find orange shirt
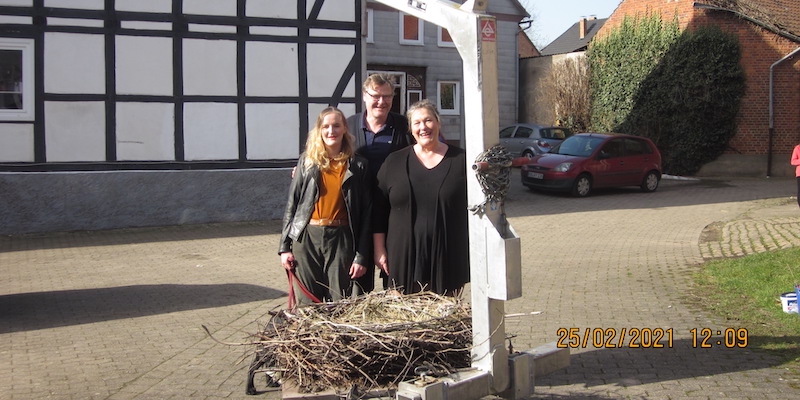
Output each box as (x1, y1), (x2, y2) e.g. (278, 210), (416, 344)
(312, 160), (349, 222)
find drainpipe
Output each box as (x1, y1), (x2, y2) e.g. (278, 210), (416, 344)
(693, 3), (800, 178)
(768, 46), (800, 177)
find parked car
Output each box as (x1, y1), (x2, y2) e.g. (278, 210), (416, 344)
(499, 123), (573, 159)
(520, 133), (662, 197)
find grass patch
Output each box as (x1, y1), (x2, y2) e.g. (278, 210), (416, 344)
(694, 247), (800, 369)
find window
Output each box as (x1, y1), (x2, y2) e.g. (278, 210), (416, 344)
(624, 138), (652, 155)
(499, 126), (515, 139)
(437, 81), (459, 115)
(600, 139), (624, 158)
(515, 127), (533, 139)
(407, 89), (422, 107)
(438, 27), (455, 48)
(399, 13), (423, 45)
(0, 38), (34, 121)
(365, 8), (374, 44)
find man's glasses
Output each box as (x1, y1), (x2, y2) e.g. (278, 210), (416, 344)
(365, 91), (394, 101)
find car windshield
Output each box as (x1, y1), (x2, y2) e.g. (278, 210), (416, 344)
(552, 136), (606, 157)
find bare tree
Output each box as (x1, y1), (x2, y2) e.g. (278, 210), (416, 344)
(517, 0), (545, 48)
(539, 56), (591, 132)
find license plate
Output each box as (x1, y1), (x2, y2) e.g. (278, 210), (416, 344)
(527, 172), (543, 179)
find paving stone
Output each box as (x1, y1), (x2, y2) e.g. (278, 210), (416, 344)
(1, 176), (799, 399)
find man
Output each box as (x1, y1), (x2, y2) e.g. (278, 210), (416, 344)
(347, 73), (412, 180)
(346, 73), (413, 294)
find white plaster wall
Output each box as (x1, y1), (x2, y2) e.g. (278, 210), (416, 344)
(47, 18), (103, 27)
(250, 26), (298, 36)
(115, 0), (171, 13)
(183, 102), (238, 160)
(0, 124), (34, 162)
(307, 43), (355, 98)
(245, 42), (298, 97)
(183, 39), (237, 96)
(45, 101), (106, 162)
(116, 36), (173, 96)
(44, 33), (105, 94)
(314, 0), (354, 22)
(116, 102), (175, 161)
(2, 0), (32, 6)
(189, 24), (237, 34)
(120, 21), (172, 31)
(183, 0), (237, 16)
(0, 15), (31, 24)
(338, 103), (356, 121)
(44, 0), (103, 10)
(310, 29), (356, 38)
(245, 103), (299, 159)
(247, 0), (296, 19)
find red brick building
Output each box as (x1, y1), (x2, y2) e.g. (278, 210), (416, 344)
(599, 0), (799, 177)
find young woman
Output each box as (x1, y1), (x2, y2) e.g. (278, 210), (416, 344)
(373, 99), (469, 295)
(278, 107), (372, 306)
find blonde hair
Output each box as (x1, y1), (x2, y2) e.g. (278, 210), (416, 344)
(303, 107), (354, 171)
(362, 73), (394, 92)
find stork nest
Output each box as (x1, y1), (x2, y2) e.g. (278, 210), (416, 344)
(247, 290), (472, 394)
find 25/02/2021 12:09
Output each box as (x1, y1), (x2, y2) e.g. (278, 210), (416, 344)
(691, 328), (749, 348)
(555, 327), (749, 348)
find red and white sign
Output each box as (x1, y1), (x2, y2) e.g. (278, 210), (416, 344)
(480, 19), (496, 42)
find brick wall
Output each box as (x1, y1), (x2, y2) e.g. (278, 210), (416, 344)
(598, 0), (800, 157)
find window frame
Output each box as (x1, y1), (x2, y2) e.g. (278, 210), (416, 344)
(365, 8), (374, 44)
(407, 89), (422, 108)
(0, 38), (34, 121)
(437, 80), (460, 116)
(438, 27), (455, 48)
(399, 13), (424, 46)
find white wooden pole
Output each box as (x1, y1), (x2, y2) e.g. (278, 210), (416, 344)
(373, 1), (520, 395)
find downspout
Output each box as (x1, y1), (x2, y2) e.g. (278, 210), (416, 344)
(768, 46), (800, 177)
(693, 2), (800, 177)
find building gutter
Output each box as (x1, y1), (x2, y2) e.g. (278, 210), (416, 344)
(768, 47), (800, 177)
(693, 2), (800, 177)
(692, 3), (800, 43)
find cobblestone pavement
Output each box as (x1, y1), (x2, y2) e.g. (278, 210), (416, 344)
(1, 173), (799, 400)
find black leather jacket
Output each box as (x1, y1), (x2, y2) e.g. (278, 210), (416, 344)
(278, 154), (372, 266)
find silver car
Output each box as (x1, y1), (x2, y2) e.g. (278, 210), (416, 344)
(499, 123), (573, 159)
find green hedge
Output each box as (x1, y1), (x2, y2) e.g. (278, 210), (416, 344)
(588, 14), (745, 175)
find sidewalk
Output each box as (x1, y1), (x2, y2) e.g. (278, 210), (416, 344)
(1, 175), (799, 399)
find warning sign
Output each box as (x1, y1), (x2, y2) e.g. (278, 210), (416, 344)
(480, 19), (496, 42)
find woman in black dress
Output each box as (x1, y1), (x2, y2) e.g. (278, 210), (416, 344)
(372, 99), (469, 295)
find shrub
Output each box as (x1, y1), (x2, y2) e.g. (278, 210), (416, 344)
(588, 14), (745, 175)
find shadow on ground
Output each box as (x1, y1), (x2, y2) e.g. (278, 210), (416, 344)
(505, 170), (795, 217)
(533, 337), (800, 396)
(0, 220), (282, 252)
(0, 283), (283, 333)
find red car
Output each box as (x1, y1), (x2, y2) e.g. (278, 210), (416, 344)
(520, 133), (662, 197)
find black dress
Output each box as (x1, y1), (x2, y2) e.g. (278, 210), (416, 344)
(374, 145), (469, 294)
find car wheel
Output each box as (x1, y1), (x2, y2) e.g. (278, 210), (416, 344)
(572, 174), (592, 197)
(522, 150), (535, 160)
(640, 171), (660, 192)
